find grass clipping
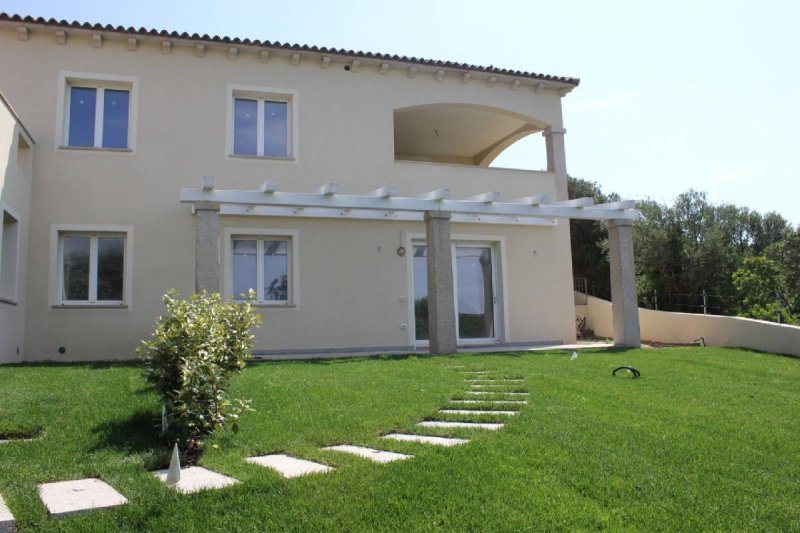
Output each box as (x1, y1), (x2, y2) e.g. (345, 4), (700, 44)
(138, 290), (261, 458)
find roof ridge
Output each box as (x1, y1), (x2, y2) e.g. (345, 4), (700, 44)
(0, 12), (579, 86)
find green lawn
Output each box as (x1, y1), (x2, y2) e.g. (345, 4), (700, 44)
(0, 347), (798, 531)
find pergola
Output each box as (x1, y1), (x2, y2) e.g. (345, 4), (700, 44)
(181, 177), (642, 353)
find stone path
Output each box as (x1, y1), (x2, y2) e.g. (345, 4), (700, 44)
(0, 494), (14, 533)
(247, 454), (333, 478)
(322, 444), (412, 463)
(38, 479), (128, 517)
(19, 365), (530, 524)
(382, 433), (469, 446)
(153, 466), (239, 494)
(418, 421), (505, 430)
(438, 409), (518, 416)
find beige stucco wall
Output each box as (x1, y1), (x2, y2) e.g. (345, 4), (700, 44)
(0, 23), (576, 361)
(578, 296), (800, 357)
(0, 97), (33, 362)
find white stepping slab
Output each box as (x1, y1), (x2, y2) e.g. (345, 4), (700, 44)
(465, 391), (529, 396)
(247, 454), (333, 478)
(38, 478), (128, 516)
(153, 466), (238, 494)
(322, 444), (412, 463)
(459, 371), (490, 374)
(0, 494), (14, 533)
(470, 384), (525, 389)
(418, 421), (504, 430)
(439, 409), (518, 416)
(382, 433), (469, 447)
(464, 379), (524, 382)
(450, 399), (527, 405)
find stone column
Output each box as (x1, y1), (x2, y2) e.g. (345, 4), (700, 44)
(543, 126), (568, 201)
(424, 210), (457, 355)
(195, 201), (220, 293)
(607, 219), (641, 347)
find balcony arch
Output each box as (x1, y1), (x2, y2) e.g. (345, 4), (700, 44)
(393, 103), (550, 167)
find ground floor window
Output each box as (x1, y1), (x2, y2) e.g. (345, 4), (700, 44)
(59, 233), (125, 304)
(0, 209), (19, 303)
(412, 241), (499, 342)
(232, 237), (291, 304)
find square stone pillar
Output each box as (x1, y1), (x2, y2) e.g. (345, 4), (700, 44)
(543, 126), (568, 201)
(424, 210), (457, 355)
(607, 219), (641, 347)
(195, 202), (220, 293)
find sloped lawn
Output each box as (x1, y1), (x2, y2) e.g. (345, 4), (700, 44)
(0, 347), (798, 531)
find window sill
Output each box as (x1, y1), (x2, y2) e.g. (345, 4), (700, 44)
(253, 303), (297, 309)
(0, 297), (18, 306)
(52, 303), (129, 309)
(58, 146), (133, 153)
(228, 154), (295, 162)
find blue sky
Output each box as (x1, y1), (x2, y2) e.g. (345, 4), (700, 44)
(3, 0), (799, 223)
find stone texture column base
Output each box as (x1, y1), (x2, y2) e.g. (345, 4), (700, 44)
(425, 210), (457, 355)
(195, 202), (220, 293)
(607, 218), (641, 347)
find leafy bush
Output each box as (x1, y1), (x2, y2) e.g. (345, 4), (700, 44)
(138, 290), (261, 450)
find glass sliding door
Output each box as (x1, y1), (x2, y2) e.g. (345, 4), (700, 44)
(411, 242), (498, 344)
(454, 246), (496, 340)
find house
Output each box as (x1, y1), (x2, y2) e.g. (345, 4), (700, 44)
(0, 13), (641, 363)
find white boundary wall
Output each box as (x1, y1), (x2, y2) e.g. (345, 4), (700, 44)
(576, 296), (800, 358)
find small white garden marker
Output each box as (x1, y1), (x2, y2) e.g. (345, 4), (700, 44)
(571, 351), (578, 361)
(166, 443), (181, 485)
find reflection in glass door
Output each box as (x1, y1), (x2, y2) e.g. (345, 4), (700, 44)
(412, 243), (497, 343)
(455, 246), (495, 340)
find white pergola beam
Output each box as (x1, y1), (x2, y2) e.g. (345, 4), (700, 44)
(220, 205), (557, 227)
(317, 182), (339, 195)
(596, 200), (636, 210)
(463, 191), (501, 203)
(181, 188), (641, 221)
(366, 185), (397, 198)
(417, 188), (450, 201)
(512, 194), (549, 205)
(260, 179), (279, 193)
(555, 197), (595, 207)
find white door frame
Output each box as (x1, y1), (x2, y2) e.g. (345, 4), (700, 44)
(405, 232), (509, 347)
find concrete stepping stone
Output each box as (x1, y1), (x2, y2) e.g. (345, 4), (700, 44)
(464, 379), (525, 383)
(438, 409), (518, 416)
(38, 478), (128, 517)
(382, 433), (469, 447)
(464, 390), (530, 396)
(321, 444), (412, 463)
(152, 466), (238, 494)
(247, 454), (333, 478)
(418, 421), (504, 430)
(459, 371), (490, 374)
(0, 494), (14, 533)
(450, 399), (527, 405)
(469, 384), (524, 389)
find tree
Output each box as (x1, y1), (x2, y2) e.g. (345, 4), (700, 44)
(732, 256), (795, 323)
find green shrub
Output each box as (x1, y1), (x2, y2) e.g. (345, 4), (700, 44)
(138, 290), (261, 450)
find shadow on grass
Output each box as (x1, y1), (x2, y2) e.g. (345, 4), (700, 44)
(89, 409), (162, 454)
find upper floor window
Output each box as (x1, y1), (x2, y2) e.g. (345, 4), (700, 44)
(227, 85), (297, 160)
(57, 72), (139, 152)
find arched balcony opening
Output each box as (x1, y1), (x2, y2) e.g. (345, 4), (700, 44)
(393, 103), (549, 170)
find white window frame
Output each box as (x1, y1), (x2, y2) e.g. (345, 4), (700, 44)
(49, 224), (133, 308)
(56, 71), (139, 152)
(405, 232), (510, 347)
(223, 227), (299, 307)
(226, 84), (298, 161)
(0, 204), (21, 305)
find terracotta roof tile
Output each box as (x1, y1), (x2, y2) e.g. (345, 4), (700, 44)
(0, 13), (579, 86)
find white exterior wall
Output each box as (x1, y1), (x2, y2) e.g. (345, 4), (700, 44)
(0, 97), (33, 362)
(0, 23), (576, 361)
